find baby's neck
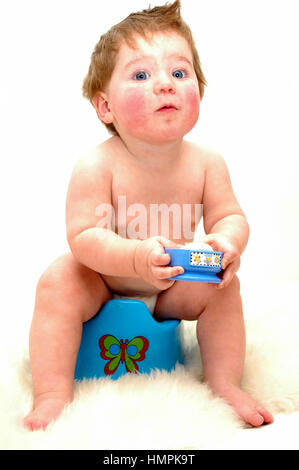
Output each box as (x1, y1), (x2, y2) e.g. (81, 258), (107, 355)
(121, 136), (184, 170)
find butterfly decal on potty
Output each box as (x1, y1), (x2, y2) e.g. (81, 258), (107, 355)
(99, 334), (149, 375)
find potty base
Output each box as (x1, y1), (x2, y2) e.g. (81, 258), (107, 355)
(74, 299), (183, 381)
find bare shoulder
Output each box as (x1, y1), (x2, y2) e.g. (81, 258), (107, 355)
(190, 142), (232, 178)
(184, 140), (221, 161)
(67, 136), (124, 196)
(66, 138), (120, 241)
(71, 137), (118, 179)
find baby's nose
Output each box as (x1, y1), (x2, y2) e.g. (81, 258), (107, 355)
(153, 72), (176, 95)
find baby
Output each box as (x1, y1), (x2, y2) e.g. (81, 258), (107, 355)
(24, 0), (273, 430)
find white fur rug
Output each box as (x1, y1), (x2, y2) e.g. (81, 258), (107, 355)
(1, 279), (299, 450)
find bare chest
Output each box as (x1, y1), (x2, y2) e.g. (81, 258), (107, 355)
(111, 162), (204, 243)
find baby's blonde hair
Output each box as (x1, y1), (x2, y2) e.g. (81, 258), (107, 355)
(82, 0), (207, 135)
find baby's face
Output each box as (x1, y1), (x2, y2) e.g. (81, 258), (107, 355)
(104, 31), (200, 144)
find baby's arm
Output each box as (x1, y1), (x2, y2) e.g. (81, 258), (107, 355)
(200, 152), (249, 287)
(66, 149), (182, 290)
(65, 150), (135, 276)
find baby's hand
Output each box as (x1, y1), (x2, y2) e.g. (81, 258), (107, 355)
(134, 236), (184, 290)
(198, 233), (241, 289)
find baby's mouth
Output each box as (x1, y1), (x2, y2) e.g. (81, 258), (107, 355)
(156, 105), (178, 112)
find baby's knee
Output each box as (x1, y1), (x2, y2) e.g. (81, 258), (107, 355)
(172, 282), (216, 321)
(38, 253), (71, 286)
(36, 253), (81, 301)
(181, 274), (241, 320)
(35, 254), (110, 321)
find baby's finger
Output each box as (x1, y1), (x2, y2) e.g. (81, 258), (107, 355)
(221, 249), (239, 270)
(150, 250), (171, 266)
(217, 259), (239, 289)
(152, 265), (184, 280)
(199, 235), (224, 253)
(156, 236), (183, 249)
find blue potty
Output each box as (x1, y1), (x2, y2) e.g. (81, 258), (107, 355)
(74, 299), (183, 381)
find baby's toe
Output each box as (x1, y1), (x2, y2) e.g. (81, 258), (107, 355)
(246, 410), (265, 427)
(24, 416), (48, 431)
(256, 406), (274, 424)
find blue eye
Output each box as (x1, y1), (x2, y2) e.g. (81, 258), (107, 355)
(134, 71), (150, 81)
(172, 70), (186, 79)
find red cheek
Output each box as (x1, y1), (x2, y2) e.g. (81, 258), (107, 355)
(118, 89), (147, 129)
(186, 87), (200, 112)
(184, 87), (200, 127)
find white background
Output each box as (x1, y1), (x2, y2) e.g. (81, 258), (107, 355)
(0, 0), (298, 346)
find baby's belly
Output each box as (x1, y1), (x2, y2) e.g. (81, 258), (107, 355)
(102, 274), (162, 296)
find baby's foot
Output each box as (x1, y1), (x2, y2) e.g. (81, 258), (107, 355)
(24, 393), (71, 431)
(212, 383), (274, 427)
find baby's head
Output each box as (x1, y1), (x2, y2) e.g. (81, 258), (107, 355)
(83, 0), (207, 137)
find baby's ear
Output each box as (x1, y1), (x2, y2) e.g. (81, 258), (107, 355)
(92, 92), (113, 124)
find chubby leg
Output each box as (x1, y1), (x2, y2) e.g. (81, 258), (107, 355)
(24, 253), (112, 431)
(154, 278), (273, 427)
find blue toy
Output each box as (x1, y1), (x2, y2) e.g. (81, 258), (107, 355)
(165, 248), (223, 283)
(74, 298), (183, 381)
